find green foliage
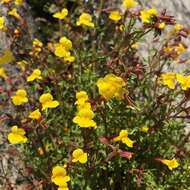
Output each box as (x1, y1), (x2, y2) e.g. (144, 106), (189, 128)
(1, 0), (190, 189)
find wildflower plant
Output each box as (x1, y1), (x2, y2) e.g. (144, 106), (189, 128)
(1, 0), (190, 189)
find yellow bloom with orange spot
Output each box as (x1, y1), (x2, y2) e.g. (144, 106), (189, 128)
(161, 158), (179, 170)
(27, 69), (42, 82)
(76, 12), (94, 28)
(39, 93), (59, 110)
(51, 166), (70, 186)
(8, 125), (28, 144)
(29, 109), (41, 120)
(109, 11), (122, 22)
(53, 8), (68, 20)
(113, 130), (134, 147)
(11, 89), (28, 106)
(72, 148), (88, 164)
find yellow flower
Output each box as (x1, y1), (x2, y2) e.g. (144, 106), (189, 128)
(161, 73), (176, 89)
(97, 74), (126, 100)
(0, 16), (5, 30)
(122, 0), (138, 9)
(51, 166), (70, 186)
(16, 60), (28, 71)
(113, 130), (134, 147)
(8, 8), (21, 19)
(73, 110), (97, 128)
(76, 12), (94, 28)
(72, 148), (88, 164)
(58, 184), (69, 190)
(0, 67), (8, 79)
(140, 9), (158, 23)
(39, 93), (59, 110)
(161, 158), (179, 170)
(75, 91), (89, 105)
(33, 38), (43, 47)
(54, 37), (75, 62)
(0, 0), (11, 4)
(119, 24), (125, 32)
(158, 22), (166, 30)
(131, 42), (140, 49)
(29, 109), (41, 120)
(163, 46), (173, 54)
(53, 8), (68, 20)
(27, 69), (42, 82)
(0, 49), (14, 64)
(109, 11), (122, 22)
(8, 125), (28, 144)
(11, 89), (28, 106)
(175, 43), (186, 55)
(15, 0), (23, 6)
(37, 143), (51, 155)
(141, 126), (149, 133)
(176, 74), (190, 91)
(174, 24), (183, 31)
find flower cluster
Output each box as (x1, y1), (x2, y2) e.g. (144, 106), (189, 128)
(96, 74), (127, 100)
(140, 8), (158, 23)
(161, 73), (190, 90)
(29, 38), (43, 57)
(73, 91), (96, 128)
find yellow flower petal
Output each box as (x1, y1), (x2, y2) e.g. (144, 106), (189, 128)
(53, 8), (68, 20)
(72, 148), (88, 164)
(76, 13), (94, 28)
(29, 109), (41, 120)
(109, 11), (122, 22)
